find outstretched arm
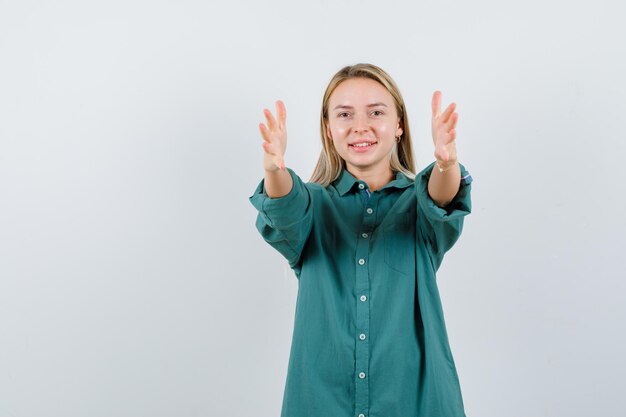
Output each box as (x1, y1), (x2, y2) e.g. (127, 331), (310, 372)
(428, 90), (461, 207)
(251, 99), (313, 272)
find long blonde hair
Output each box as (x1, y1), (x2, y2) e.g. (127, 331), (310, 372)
(309, 63), (416, 186)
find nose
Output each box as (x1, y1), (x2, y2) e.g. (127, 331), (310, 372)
(352, 113), (370, 134)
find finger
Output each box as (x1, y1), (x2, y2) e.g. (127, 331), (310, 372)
(449, 112), (458, 131)
(276, 100), (287, 129)
(263, 141), (279, 155)
(264, 108), (277, 132)
(440, 102), (456, 123)
(275, 155), (285, 171)
(262, 141), (273, 155)
(259, 123), (271, 142)
(431, 91), (441, 119)
(440, 143), (449, 161)
(443, 112), (458, 132)
(434, 145), (448, 162)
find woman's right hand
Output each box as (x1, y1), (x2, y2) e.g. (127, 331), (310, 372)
(259, 100), (287, 172)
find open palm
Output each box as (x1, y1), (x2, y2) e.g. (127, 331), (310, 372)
(259, 100), (288, 172)
(431, 90), (458, 163)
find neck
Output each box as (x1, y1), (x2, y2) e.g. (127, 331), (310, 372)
(346, 163), (395, 192)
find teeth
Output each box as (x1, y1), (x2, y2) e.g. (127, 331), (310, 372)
(352, 142), (373, 147)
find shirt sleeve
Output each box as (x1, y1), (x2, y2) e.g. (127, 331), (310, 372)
(415, 161), (473, 272)
(248, 167), (314, 270)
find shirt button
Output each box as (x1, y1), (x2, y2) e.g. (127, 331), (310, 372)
(359, 333), (366, 340)
(358, 183), (365, 189)
(366, 208), (373, 214)
(359, 372), (366, 379)
(360, 295), (367, 302)
(361, 232), (368, 238)
(358, 258), (365, 265)
(359, 414), (365, 417)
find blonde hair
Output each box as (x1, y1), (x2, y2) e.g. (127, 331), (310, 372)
(309, 63), (416, 187)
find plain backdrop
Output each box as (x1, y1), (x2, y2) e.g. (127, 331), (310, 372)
(1, 1), (625, 416)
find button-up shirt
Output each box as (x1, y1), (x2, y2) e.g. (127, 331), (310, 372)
(249, 161), (473, 417)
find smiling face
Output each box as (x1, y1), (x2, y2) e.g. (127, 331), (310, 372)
(325, 77), (403, 177)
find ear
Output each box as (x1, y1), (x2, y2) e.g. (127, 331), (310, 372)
(326, 123), (333, 141)
(396, 119), (403, 138)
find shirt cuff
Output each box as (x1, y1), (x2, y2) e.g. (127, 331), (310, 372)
(416, 161), (473, 222)
(248, 167), (311, 229)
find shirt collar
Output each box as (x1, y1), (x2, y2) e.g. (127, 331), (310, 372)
(333, 168), (413, 196)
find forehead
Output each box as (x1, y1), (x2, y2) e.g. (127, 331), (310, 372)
(329, 77), (394, 106)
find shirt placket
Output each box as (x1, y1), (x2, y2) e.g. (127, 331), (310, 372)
(354, 181), (375, 417)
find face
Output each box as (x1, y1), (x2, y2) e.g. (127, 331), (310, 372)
(326, 77), (402, 175)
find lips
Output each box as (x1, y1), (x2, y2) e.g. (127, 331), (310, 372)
(349, 140), (377, 153)
(349, 140), (377, 147)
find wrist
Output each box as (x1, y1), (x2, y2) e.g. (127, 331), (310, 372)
(435, 158), (458, 172)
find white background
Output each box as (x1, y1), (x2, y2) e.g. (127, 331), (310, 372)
(1, 1), (625, 416)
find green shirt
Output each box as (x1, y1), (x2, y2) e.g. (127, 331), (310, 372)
(249, 161), (473, 417)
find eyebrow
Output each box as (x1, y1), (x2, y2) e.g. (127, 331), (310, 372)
(332, 102), (388, 110)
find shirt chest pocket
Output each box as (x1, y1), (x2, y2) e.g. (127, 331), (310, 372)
(383, 212), (416, 275)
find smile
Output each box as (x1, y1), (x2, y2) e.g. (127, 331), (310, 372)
(349, 141), (377, 152)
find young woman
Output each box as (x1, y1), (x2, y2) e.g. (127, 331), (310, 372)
(249, 63), (473, 417)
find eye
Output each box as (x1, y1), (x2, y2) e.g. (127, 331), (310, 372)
(371, 110), (384, 116)
(338, 112), (350, 118)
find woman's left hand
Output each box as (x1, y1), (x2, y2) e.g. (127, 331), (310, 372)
(431, 90), (458, 166)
